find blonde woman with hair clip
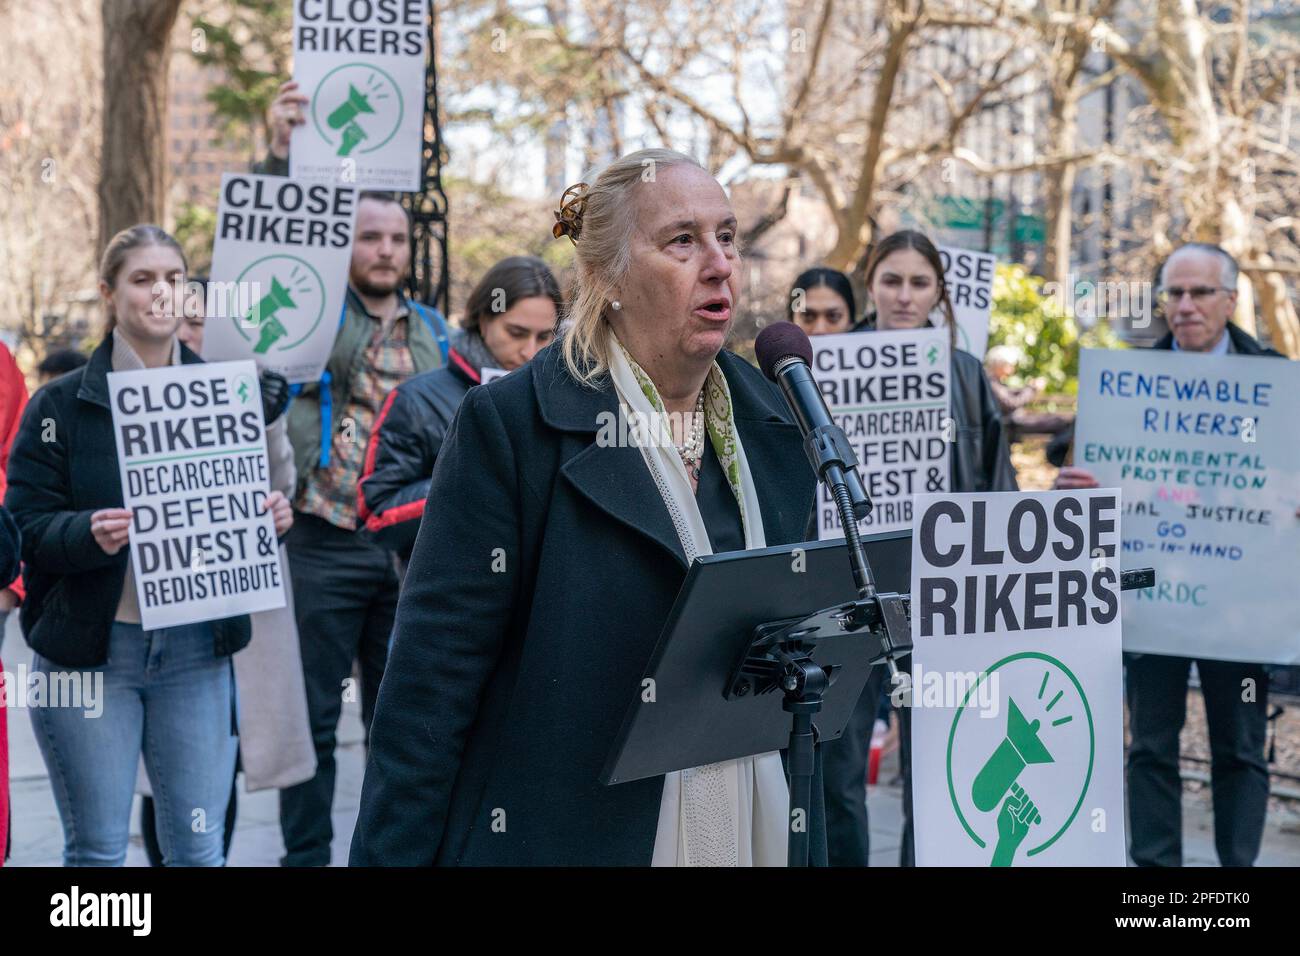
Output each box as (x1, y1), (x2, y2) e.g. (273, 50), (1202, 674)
(351, 149), (827, 866)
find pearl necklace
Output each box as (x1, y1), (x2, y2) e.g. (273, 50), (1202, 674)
(676, 388), (707, 480)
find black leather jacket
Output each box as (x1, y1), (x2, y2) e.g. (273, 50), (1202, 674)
(358, 346), (482, 559)
(950, 348), (1020, 492)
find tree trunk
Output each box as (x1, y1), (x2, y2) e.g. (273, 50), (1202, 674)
(1118, 0), (1263, 337)
(1042, 96), (1078, 288)
(824, 0), (918, 270)
(98, 0), (184, 252)
(1249, 261), (1300, 358)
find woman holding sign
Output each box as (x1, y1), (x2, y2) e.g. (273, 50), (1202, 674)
(352, 149), (824, 866)
(858, 230), (1016, 494)
(4, 225), (293, 867)
(849, 228), (1017, 865)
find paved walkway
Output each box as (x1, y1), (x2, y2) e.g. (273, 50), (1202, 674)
(6, 615), (1299, 866)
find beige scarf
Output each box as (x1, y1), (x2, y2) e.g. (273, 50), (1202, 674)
(606, 335), (788, 867)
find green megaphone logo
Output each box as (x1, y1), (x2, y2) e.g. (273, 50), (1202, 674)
(246, 276), (297, 354)
(971, 696), (1054, 812)
(326, 84), (375, 157)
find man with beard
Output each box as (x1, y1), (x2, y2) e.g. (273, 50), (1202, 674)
(257, 83), (451, 865)
(283, 192), (449, 866)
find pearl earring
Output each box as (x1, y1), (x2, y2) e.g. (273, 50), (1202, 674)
(610, 300), (622, 311)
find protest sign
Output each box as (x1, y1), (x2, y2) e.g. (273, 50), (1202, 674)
(290, 0), (429, 190)
(909, 489), (1126, 866)
(813, 328), (950, 537)
(939, 245), (995, 358)
(204, 173), (356, 384)
(1075, 348), (1300, 664)
(108, 361), (287, 631)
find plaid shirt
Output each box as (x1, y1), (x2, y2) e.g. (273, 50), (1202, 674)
(296, 300), (416, 529)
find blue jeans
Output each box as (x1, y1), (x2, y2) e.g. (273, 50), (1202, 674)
(31, 621), (239, 866)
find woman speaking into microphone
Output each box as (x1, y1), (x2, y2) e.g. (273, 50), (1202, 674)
(350, 149), (822, 866)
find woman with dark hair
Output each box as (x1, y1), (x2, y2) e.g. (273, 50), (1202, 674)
(357, 255), (562, 559)
(854, 228), (1017, 866)
(4, 224), (293, 866)
(787, 266), (855, 336)
(858, 230), (1014, 492)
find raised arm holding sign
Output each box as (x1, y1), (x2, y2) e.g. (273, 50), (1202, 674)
(289, 0), (430, 190)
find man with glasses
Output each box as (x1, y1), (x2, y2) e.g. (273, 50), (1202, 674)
(1056, 242), (1289, 866)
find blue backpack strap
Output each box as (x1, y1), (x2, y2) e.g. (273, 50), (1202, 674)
(294, 302), (350, 470)
(317, 371), (332, 467)
(314, 302), (350, 468)
(410, 301), (450, 364)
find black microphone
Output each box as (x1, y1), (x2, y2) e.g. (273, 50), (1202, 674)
(755, 322), (871, 521)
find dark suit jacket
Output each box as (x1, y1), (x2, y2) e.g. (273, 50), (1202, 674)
(350, 344), (821, 865)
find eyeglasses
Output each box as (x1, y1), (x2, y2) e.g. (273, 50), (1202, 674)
(1156, 286), (1229, 306)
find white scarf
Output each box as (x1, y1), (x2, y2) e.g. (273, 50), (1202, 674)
(606, 337), (789, 867)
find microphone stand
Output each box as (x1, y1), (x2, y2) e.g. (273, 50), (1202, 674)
(726, 414), (914, 868)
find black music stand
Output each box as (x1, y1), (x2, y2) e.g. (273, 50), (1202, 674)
(600, 531), (912, 866)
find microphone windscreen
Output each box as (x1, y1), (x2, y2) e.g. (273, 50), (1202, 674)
(755, 321), (814, 382)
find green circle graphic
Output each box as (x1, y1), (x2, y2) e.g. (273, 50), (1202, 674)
(310, 62), (404, 155)
(231, 254), (327, 351)
(944, 651), (1095, 858)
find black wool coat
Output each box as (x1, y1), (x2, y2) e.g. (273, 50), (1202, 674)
(3, 333), (251, 667)
(350, 344), (821, 866)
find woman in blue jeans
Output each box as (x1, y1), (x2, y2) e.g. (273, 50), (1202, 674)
(4, 224), (292, 865)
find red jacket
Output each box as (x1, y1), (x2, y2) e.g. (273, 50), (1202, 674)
(0, 342), (21, 866)
(1, 342), (28, 598)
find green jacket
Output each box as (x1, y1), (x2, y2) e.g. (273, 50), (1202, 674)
(287, 288), (448, 497)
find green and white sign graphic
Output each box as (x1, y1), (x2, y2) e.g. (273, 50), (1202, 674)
(205, 173), (356, 384)
(939, 245), (995, 359)
(910, 490), (1126, 866)
(108, 361), (286, 631)
(291, 1), (429, 190)
(813, 327), (950, 537)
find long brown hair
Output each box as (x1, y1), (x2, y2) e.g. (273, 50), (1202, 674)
(99, 224), (187, 332)
(463, 256), (563, 333)
(863, 229), (956, 349)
